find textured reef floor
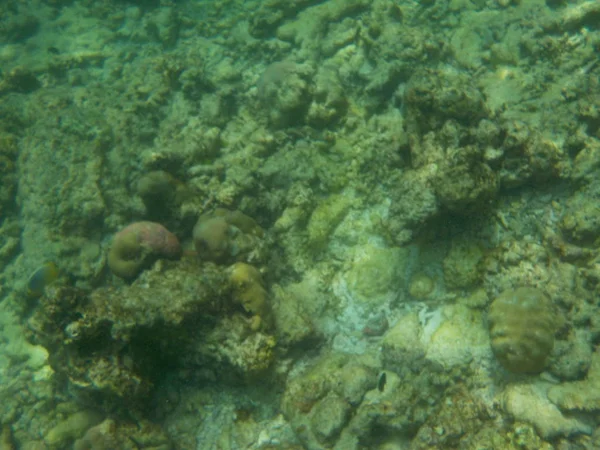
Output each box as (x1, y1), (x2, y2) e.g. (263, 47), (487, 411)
(1, 0), (600, 448)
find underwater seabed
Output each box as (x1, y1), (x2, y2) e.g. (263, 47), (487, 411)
(1, 0), (600, 448)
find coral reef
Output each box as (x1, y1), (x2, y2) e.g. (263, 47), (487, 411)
(2, 0), (600, 447)
(26, 258), (266, 413)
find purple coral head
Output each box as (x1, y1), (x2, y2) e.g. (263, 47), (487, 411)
(117, 221), (181, 258)
(109, 221), (182, 279)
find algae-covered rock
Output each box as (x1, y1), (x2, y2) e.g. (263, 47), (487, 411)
(403, 68), (488, 140)
(309, 392), (351, 444)
(560, 193), (600, 244)
(549, 328), (592, 381)
(488, 287), (556, 373)
(249, 0), (322, 38)
(307, 193), (354, 250)
(281, 353), (378, 449)
(337, 366), (449, 449)
(256, 61), (313, 128)
(387, 170), (439, 245)
(425, 304), (490, 369)
(270, 283), (317, 349)
(548, 348), (600, 412)
(0, 425), (15, 450)
(501, 383), (591, 439)
(344, 245), (408, 307)
(496, 122), (568, 188)
(406, 123), (499, 213)
(408, 272), (436, 300)
(381, 311), (426, 376)
(443, 239), (484, 290)
(307, 65), (348, 127)
(73, 418), (172, 450)
(28, 252), (279, 417)
(411, 387), (490, 449)
(431, 145), (499, 212)
(383, 305), (490, 372)
(202, 314), (277, 378)
(28, 258), (229, 413)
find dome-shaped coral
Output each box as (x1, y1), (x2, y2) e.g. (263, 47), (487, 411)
(193, 208), (264, 264)
(488, 287), (556, 373)
(108, 221), (181, 279)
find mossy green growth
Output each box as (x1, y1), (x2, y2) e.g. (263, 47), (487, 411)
(307, 193), (354, 250)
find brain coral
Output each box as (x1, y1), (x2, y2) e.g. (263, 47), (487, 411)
(488, 287), (556, 373)
(108, 221), (181, 279)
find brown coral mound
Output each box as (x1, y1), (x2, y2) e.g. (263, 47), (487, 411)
(488, 287), (556, 373)
(108, 221), (181, 279)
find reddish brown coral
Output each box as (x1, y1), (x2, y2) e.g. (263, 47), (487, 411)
(108, 221), (181, 279)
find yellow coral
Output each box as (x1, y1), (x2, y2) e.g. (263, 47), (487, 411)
(228, 263), (270, 330)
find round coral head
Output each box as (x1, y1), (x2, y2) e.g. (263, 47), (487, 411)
(108, 221), (181, 279)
